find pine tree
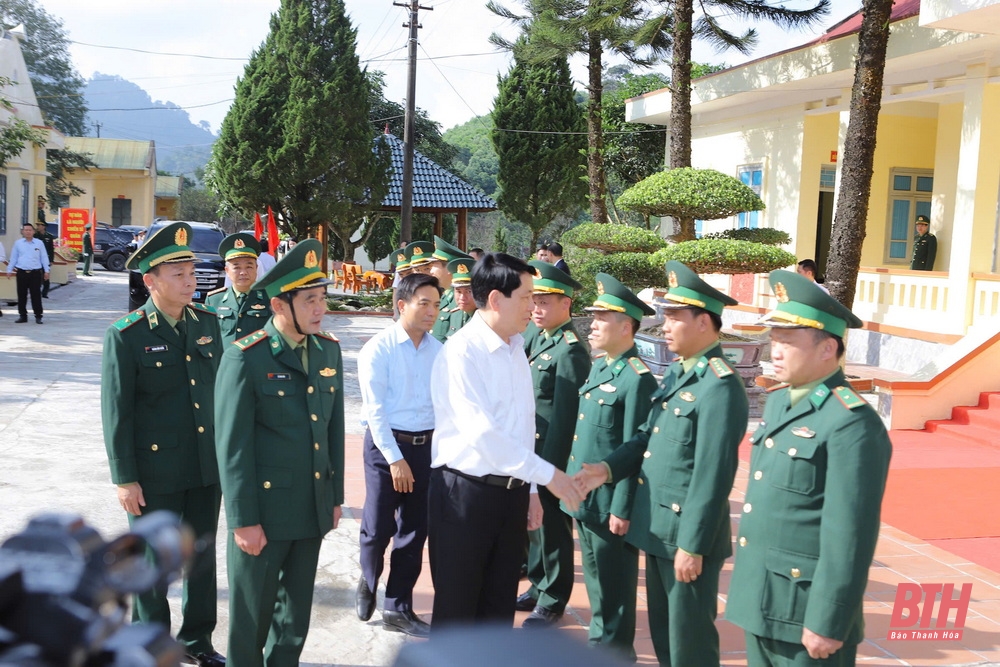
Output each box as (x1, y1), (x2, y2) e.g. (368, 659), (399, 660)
(491, 48), (586, 251)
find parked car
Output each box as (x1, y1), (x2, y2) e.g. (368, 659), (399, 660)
(94, 226), (136, 272)
(127, 221), (227, 312)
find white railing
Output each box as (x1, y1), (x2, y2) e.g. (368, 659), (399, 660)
(972, 274), (1000, 328)
(852, 268), (954, 333)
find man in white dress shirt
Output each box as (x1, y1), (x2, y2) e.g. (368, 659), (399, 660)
(427, 252), (585, 630)
(7, 221), (51, 323)
(356, 273), (442, 638)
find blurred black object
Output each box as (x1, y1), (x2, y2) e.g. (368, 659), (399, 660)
(393, 625), (630, 667)
(0, 511), (194, 667)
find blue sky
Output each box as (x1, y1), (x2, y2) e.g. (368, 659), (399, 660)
(36, 0), (859, 136)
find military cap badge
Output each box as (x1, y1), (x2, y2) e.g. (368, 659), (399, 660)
(175, 227), (188, 246)
(596, 281), (605, 295)
(668, 271), (678, 288)
(774, 282), (789, 303)
(397, 253), (406, 262)
(305, 250), (319, 268)
(413, 247), (424, 256)
(234, 238), (246, 249)
(457, 263), (469, 274)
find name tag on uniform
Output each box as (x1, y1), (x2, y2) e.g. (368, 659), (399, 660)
(217, 307), (232, 313)
(791, 426), (816, 438)
(679, 391), (696, 402)
(196, 336), (213, 345)
(268, 373), (291, 380)
(598, 383), (617, 393)
(145, 345), (168, 353)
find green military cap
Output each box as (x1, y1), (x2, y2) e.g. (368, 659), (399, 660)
(585, 272), (655, 322)
(758, 269), (862, 338)
(432, 236), (467, 263)
(219, 232), (261, 261)
(252, 238), (330, 298)
(126, 221), (196, 273)
(529, 259), (582, 298)
(658, 260), (737, 316)
(915, 215), (930, 225)
(394, 249), (410, 273)
(448, 257), (474, 285)
(405, 241), (434, 266)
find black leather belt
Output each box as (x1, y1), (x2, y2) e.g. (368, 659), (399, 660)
(444, 466), (527, 489)
(392, 429), (433, 445)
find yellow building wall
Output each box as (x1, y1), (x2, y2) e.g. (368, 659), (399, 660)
(862, 114), (938, 267)
(797, 114), (840, 261)
(67, 169), (155, 227)
(932, 102), (962, 273)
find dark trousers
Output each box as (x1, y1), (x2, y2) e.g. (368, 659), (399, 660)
(15, 269), (43, 318)
(525, 486), (574, 613)
(745, 632), (858, 667)
(577, 518), (639, 659)
(127, 484), (221, 654)
(41, 276), (50, 297)
(359, 428), (431, 612)
(227, 534), (323, 667)
(428, 467), (529, 630)
(646, 553), (723, 667)
(82, 253), (93, 275)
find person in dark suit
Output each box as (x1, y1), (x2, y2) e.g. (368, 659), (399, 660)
(214, 239), (344, 667)
(726, 270), (892, 666)
(548, 242), (570, 275)
(101, 222), (225, 667)
(576, 260), (749, 667)
(82, 224), (94, 276)
(910, 215), (937, 270)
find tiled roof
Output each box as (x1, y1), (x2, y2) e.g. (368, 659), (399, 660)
(64, 137), (154, 171)
(380, 133), (496, 211)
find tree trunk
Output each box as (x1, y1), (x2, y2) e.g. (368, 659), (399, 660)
(669, 0), (695, 240)
(586, 32), (609, 224)
(825, 0), (894, 308)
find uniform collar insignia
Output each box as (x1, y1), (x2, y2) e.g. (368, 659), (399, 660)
(147, 311), (159, 328)
(679, 391), (696, 402)
(196, 336), (213, 345)
(319, 367), (336, 377)
(791, 426), (816, 438)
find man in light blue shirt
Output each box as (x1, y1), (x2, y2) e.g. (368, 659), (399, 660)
(7, 221), (51, 323)
(356, 272), (443, 638)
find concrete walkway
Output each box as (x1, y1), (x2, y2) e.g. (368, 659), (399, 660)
(2, 270), (999, 665)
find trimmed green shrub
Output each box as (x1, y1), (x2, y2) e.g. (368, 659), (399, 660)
(701, 227), (791, 246)
(618, 168), (765, 220)
(561, 223), (667, 253)
(570, 249), (666, 311)
(651, 239), (796, 275)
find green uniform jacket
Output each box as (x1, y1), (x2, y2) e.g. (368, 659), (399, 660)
(101, 301), (222, 494)
(432, 306), (472, 342)
(605, 345), (748, 562)
(563, 346), (657, 524)
(83, 231), (93, 255)
(214, 320), (345, 542)
(37, 231), (55, 262)
(726, 370), (892, 646)
(528, 321), (592, 467)
(910, 232), (937, 270)
(523, 320), (542, 355)
(205, 286), (272, 346)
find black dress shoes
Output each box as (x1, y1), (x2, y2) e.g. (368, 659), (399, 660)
(35, 316), (42, 324)
(186, 651), (226, 667)
(15, 317), (27, 323)
(521, 606), (562, 628)
(382, 609), (430, 638)
(515, 591), (537, 612)
(356, 575), (376, 621)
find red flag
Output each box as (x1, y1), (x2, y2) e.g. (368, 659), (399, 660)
(266, 207), (279, 257)
(253, 212), (263, 240)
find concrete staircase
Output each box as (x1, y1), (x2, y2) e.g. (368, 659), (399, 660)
(924, 391), (1000, 447)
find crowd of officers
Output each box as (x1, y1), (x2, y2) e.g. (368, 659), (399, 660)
(101, 223), (892, 667)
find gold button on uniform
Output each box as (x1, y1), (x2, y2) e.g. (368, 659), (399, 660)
(194, 402), (200, 409)
(643, 451), (651, 458)
(579, 413), (584, 420)
(638, 478), (644, 485)
(156, 361), (162, 368)
(263, 481), (271, 489)
(671, 503), (681, 512)
(585, 392), (591, 399)
(314, 443), (320, 450)
(311, 414), (318, 422)
(765, 438), (774, 448)
(788, 447), (797, 457)
(754, 471), (762, 480)
(314, 472), (321, 479)
(662, 402), (668, 409)
(151, 444), (159, 451)
(186, 355), (191, 362)
(743, 503), (752, 513)
(190, 379), (196, 386)
(653, 426), (659, 433)
(278, 390), (285, 397)
(739, 536), (747, 547)
(535, 433), (540, 440)
(598, 399), (604, 405)
(674, 408), (681, 415)
(573, 435), (578, 441)
(569, 455), (575, 461)
(308, 386), (314, 394)
(198, 426), (205, 433)
(791, 568), (801, 578)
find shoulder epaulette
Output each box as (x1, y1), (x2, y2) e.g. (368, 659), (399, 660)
(709, 357), (734, 378)
(563, 330), (579, 344)
(234, 330), (268, 351)
(449, 306), (461, 313)
(316, 331), (340, 343)
(833, 385), (866, 410)
(628, 357), (650, 375)
(112, 309), (145, 331)
(767, 382), (790, 393)
(189, 302), (217, 315)
(206, 287), (226, 297)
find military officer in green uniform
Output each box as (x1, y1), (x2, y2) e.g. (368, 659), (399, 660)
(432, 257), (476, 341)
(726, 270), (892, 666)
(515, 260), (592, 627)
(206, 233), (272, 345)
(404, 240), (435, 274)
(563, 273), (657, 659)
(428, 235), (470, 316)
(101, 221), (225, 667)
(214, 239), (345, 667)
(82, 223), (94, 276)
(909, 214), (937, 271)
(577, 260), (749, 667)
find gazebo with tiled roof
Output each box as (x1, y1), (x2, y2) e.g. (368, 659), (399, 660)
(379, 132), (496, 250)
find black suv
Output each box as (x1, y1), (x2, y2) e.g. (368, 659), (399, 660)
(127, 221), (227, 312)
(94, 226), (136, 272)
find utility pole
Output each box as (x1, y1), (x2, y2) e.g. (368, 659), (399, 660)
(393, 0), (432, 244)
(93, 121), (102, 138)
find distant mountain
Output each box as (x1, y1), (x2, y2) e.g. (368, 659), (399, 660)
(82, 73), (216, 178)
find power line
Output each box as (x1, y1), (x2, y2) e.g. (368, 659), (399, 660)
(69, 39), (249, 61)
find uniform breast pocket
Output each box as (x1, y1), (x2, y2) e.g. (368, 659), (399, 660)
(663, 400), (695, 445)
(216, 307), (236, 320)
(532, 359), (555, 393)
(770, 439), (822, 495)
(591, 392), (619, 428)
(260, 383), (298, 424)
(139, 352), (180, 388)
(761, 547), (817, 625)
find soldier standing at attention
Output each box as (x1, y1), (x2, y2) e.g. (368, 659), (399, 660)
(82, 223), (94, 276)
(214, 239), (344, 667)
(726, 270), (892, 666)
(576, 260), (748, 667)
(563, 273), (657, 659)
(433, 257), (476, 342)
(101, 221), (225, 667)
(206, 233), (271, 345)
(516, 260), (592, 627)
(910, 214), (937, 271)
